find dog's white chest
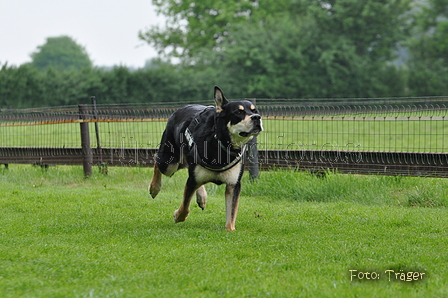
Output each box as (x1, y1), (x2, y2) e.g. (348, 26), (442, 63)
(194, 162), (242, 186)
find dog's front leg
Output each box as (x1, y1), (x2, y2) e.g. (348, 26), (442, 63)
(225, 182), (241, 231)
(149, 163), (162, 198)
(174, 176), (199, 223)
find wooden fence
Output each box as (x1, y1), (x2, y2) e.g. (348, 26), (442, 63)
(1, 96), (448, 177)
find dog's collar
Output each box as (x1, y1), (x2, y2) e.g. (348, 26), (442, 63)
(198, 143), (246, 172)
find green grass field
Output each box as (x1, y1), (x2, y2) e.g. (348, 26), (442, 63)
(1, 165), (447, 297)
(260, 119), (448, 152)
(0, 121), (166, 148)
(1, 117), (448, 153)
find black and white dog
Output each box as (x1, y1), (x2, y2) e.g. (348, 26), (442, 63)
(149, 86), (263, 231)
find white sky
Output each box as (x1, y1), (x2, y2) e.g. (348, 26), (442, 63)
(0, 0), (164, 68)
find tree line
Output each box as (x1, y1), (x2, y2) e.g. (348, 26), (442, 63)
(1, 0), (447, 109)
(0, 61), (215, 108)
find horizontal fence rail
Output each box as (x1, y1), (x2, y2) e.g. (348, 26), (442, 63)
(1, 147), (448, 178)
(1, 96), (448, 177)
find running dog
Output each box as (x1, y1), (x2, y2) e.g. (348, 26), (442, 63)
(149, 86), (263, 231)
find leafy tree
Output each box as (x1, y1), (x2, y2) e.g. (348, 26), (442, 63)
(0, 63), (44, 108)
(141, 0), (411, 98)
(41, 68), (106, 106)
(407, 0), (448, 95)
(180, 0), (410, 98)
(139, 0), (304, 57)
(141, 0), (410, 60)
(30, 36), (92, 72)
(310, 0), (412, 63)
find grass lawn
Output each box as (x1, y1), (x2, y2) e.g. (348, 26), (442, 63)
(0, 165), (447, 297)
(261, 119), (448, 152)
(2, 118), (448, 152)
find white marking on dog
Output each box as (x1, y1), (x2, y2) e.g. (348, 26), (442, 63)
(194, 163), (242, 186)
(165, 163), (179, 177)
(227, 117), (254, 148)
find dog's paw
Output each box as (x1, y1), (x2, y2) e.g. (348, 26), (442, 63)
(196, 195), (207, 210)
(225, 223), (236, 232)
(196, 185), (207, 210)
(149, 184), (160, 198)
(197, 202), (206, 210)
(173, 209), (189, 223)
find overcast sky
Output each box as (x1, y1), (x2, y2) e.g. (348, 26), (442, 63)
(0, 0), (165, 68)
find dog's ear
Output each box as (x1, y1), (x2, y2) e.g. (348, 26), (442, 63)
(214, 86), (229, 112)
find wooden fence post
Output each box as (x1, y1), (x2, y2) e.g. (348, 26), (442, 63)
(78, 104), (92, 177)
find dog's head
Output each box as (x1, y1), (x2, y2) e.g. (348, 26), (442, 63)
(214, 86), (263, 148)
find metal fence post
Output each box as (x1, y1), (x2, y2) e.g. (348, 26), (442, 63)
(91, 96), (107, 174)
(247, 136), (259, 180)
(246, 98), (259, 181)
(78, 104), (92, 177)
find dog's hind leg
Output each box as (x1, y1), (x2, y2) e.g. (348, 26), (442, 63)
(196, 185), (207, 210)
(149, 163), (162, 198)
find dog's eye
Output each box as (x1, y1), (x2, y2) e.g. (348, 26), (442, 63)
(252, 109), (258, 113)
(236, 109), (245, 115)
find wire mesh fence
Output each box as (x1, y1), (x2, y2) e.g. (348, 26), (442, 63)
(0, 104), (174, 149)
(1, 96), (448, 177)
(256, 96), (448, 153)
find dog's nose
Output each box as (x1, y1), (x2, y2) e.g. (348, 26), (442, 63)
(251, 114), (261, 121)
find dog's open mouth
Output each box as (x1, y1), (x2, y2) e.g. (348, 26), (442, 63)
(239, 129), (261, 137)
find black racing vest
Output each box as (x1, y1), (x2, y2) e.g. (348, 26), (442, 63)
(184, 107), (246, 172)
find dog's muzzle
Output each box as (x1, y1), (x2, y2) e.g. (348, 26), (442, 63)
(239, 114), (263, 137)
